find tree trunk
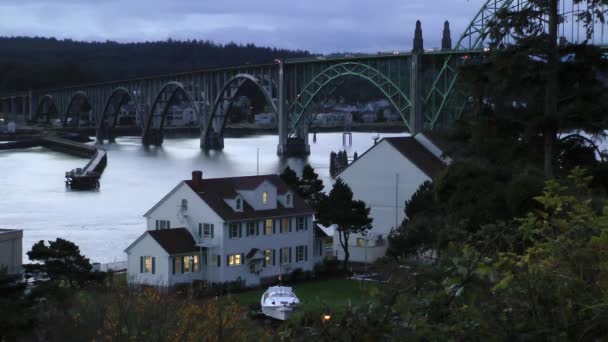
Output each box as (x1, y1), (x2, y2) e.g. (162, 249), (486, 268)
(338, 228), (350, 272)
(544, 0), (559, 178)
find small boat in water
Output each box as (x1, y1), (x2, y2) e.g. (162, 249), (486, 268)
(261, 286), (300, 321)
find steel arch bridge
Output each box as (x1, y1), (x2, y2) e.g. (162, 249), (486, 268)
(2, 0), (607, 155)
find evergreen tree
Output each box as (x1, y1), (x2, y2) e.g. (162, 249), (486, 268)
(317, 178), (372, 271)
(26, 238), (92, 288)
(299, 164), (325, 211)
(280, 166), (299, 191)
(462, 0), (608, 177)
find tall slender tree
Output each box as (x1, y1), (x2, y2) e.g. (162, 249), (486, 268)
(316, 178), (372, 272)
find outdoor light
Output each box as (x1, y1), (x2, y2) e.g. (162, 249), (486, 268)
(322, 314), (332, 322)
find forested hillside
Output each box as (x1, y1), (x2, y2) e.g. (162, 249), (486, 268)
(0, 37), (311, 92)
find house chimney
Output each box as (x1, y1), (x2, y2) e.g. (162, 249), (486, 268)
(192, 171), (203, 190)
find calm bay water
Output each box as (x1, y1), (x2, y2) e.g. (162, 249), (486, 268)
(0, 132), (405, 263)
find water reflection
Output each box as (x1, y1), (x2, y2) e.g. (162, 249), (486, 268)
(0, 132), (406, 262)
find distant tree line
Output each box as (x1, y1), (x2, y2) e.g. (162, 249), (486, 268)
(0, 37), (311, 93)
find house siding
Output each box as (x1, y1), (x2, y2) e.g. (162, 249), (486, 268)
(337, 140), (431, 263)
(126, 234), (170, 286)
(129, 176), (319, 288)
(220, 215), (315, 286)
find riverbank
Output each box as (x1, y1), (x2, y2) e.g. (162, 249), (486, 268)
(1, 122), (407, 142)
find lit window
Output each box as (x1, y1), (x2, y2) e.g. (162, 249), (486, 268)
(357, 238), (365, 248)
(280, 247), (290, 265)
(183, 256), (191, 273)
(265, 219), (273, 235)
(192, 255), (199, 272)
(229, 254), (242, 266)
(236, 198), (242, 210)
(144, 256), (153, 273)
(286, 194), (292, 206)
(264, 249), (272, 267)
(281, 218), (290, 233)
(262, 191), (269, 204)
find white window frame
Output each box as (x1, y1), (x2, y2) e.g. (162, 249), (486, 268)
(280, 247), (290, 265)
(286, 193), (292, 207)
(296, 217), (305, 231)
(296, 245), (305, 263)
(155, 220), (170, 230)
(247, 221), (256, 236)
(203, 223), (214, 238)
(229, 223), (241, 239)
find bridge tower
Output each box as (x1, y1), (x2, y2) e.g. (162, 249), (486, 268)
(409, 20), (424, 135)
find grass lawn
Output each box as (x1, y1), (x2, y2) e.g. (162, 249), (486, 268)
(229, 279), (383, 313)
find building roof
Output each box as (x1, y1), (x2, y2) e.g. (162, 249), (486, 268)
(184, 174), (314, 222)
(147, 228), (199, 255)
(0, 229), (23, 241)
(338, 137), (446, 179)
(384, 137), (447, 178)
(315, 223), (333, 238)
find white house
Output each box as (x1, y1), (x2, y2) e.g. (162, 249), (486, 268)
(125, 171), (323, 287)
(254, 113), (276, 126)
(335, 134), (448, 263)
(165, 104), (196, 127)
(0, 229), (22, 274)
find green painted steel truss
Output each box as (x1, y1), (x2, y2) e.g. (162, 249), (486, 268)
(286, 58), (412, 136)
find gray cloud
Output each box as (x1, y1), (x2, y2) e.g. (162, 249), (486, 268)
(0, 0), (482, 53)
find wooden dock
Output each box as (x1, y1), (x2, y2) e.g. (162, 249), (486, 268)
(1, 134), (108, 190)
(39, 137), (107, 190)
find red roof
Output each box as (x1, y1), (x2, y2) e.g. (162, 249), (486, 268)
(338, 136), (446, 179)
(384, 137), (447, 178)
(184, 174), (314, 222)
(148, 228), (199, 255)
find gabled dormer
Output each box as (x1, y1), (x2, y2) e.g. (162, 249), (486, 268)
(278, 191), (294, 208)
(224, 194), (245, 212)
(238, 180), (278, 211)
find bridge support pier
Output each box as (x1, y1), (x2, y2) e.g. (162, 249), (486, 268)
(200, 131), (224, 150)
(142, 129), (164, 146)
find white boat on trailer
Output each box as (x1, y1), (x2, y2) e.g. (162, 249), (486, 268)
(261, 286), (300, 321)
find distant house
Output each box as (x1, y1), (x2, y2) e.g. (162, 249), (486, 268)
(166, 104), (196, 127)
(125, 171), (322, 287)
(0, 229), (22, 274)
(254, 113), (276, 126)
(335, 135), (448, 263)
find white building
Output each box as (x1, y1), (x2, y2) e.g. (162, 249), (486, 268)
(165, 104), (197, 127)
(254, 113), (276, 126)
(125, 171), (325, 287)
(0, 229), (22, 274)
(335, 134), (448, 263)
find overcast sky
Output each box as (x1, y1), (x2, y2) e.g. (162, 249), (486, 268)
(0, 0), (482, 53)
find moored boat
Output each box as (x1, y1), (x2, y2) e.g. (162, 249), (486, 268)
(260, 286), (300, 321)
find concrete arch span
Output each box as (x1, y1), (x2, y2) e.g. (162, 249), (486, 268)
(142, 82), (200, 146)
(201, 73), (278, 150)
